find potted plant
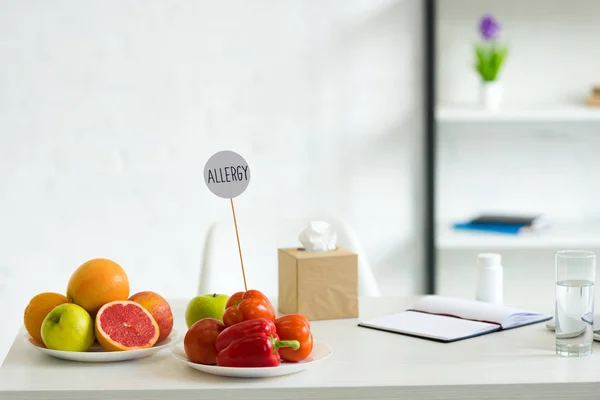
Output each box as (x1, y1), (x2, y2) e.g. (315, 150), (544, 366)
(474, 14), (508, 110)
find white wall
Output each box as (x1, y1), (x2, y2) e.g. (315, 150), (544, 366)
(436, 121), (600, 223)
(0, 0), (424, 361)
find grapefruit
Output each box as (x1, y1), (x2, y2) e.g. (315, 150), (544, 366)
(24, 292), (69, 343)
(67, 258), (130, 315)
(95, 300), (160, 351)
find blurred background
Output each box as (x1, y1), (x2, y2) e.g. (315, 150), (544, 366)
(1, 0), (600, 362)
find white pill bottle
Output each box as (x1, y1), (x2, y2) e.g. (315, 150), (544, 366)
(475, 253), (503, 305)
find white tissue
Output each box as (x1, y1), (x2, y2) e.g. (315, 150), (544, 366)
(298, 221), (337, 252)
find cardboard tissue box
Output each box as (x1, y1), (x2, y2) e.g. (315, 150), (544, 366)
(278, 221), (359, 321)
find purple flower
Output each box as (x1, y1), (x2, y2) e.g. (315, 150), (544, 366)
(479, 14), (500, 41)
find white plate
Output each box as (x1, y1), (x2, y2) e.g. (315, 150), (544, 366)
(27, 329), (179, 362)
(545, 317), (600, 341)
(171, 339), (332, 378)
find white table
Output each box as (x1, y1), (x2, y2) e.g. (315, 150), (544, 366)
(1, 296), (600, 400)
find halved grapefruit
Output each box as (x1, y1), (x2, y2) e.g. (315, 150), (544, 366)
(95, 300), (160, 351)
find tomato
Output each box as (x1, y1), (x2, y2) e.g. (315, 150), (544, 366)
(183, 318), (225, 365)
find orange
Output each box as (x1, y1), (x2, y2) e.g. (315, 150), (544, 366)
(24, 292), (69, 343)
(67, 258), (130, 316)
(95, 300), (160, 351)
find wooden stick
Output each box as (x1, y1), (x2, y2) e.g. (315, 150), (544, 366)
(230, 198), (248, 291)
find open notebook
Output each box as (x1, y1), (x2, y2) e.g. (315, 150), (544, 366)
(358, 295), (551, 343)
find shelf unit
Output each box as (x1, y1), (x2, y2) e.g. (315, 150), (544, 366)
(434, 102), (600, 252)
(425, 0), (600, 296)
(436, 105), (600, 123)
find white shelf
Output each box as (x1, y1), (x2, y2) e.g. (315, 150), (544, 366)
(437, 221), (600, 250)
(436, 104), (600, 123)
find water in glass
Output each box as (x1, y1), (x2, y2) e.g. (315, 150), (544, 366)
(555, 279), (594, 357)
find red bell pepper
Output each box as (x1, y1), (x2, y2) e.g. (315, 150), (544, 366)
(222, 289), (276, 327)
(216, 334), (300, 368)
(275, 314), (314, 362)
(215, 318), (277, 352)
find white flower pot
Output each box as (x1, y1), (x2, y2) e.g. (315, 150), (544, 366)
(480, 81), (503, 110)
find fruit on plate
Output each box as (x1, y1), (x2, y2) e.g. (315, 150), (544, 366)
(40, 303), (95, 352)
(24, 292), (69, 343)
(222, 289), (275, 327)
(95, 300), (160, 351)
(129, 291), (173, 342)
(185, 293), (229, 328)
(67, 258), (130, 315)
(275, 314), (313, 362)
(184, 317), (226, 365)
(215, 320), (300, 368)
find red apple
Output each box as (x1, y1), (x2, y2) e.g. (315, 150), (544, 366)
(184, 318), (225, 365)
(129, 291), (173, 342)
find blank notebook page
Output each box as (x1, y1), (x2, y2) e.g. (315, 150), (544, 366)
(359, 311), (499, 342)
(411, 295), (550, 329)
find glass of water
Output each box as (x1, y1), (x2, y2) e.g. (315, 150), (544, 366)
(555, 250), (596, 357)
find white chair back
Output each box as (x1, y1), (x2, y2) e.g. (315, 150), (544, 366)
(198, 216), (381, 299)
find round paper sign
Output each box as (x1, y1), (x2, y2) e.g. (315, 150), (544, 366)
(203, 150), (251, 199)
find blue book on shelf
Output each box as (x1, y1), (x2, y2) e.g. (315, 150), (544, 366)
(452, 222), (525, 235)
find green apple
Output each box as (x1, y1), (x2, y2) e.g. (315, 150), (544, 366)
(41, 303), (95, 352)
(185, 293), (230, 327)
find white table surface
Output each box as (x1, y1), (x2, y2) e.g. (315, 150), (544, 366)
(1, 296), (600, 400)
